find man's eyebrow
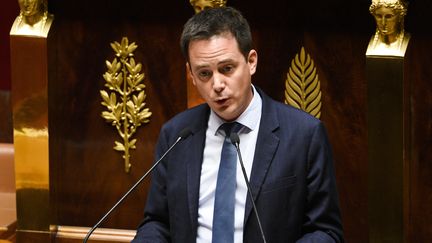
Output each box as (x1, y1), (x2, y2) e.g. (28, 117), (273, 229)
(193, 63), (209, 69)
(218, 59), (236, 65)
(193, 58), (235, 70)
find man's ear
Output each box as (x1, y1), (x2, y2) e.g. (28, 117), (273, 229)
(186, 62), (196, 86)
(247, 50), (258, 75)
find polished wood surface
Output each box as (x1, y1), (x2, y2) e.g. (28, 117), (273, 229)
(15, 230), (51, 243)
(7, 1), (431, 242)
(367, 57), (404, 242)
(55, 226), (134, 243)
(10, 35), (51, 232)
(405, 36), (432, 243)
(0, 144), (16, 233)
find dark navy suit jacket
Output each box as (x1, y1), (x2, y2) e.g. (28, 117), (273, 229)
(133, 88), (344, 243)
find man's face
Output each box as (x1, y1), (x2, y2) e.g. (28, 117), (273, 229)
(374, 6), (399, 36)
(187, 33), (257, 122)
(18, 0), (41, 17)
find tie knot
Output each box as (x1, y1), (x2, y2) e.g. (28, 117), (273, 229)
(219, 122), (243, 137)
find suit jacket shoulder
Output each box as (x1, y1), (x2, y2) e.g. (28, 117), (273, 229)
(158, 104), (210, 145)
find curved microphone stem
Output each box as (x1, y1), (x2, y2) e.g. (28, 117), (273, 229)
(230, 133), (267, 243)
(83, 128), (191, 243)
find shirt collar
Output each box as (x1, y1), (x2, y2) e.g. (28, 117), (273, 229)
(208, 85), (262, 135)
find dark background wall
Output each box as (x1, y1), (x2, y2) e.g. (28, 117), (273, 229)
(0, 1), (18, 143)
(0, 1), (18, 90)
(3, 0), (432, 242)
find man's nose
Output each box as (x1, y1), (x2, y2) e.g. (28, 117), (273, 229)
(213, 73), (225, 92)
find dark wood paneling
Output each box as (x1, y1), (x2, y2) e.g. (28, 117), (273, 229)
(0, 2), (18, 143)
(0, 91), (13, 143)
(0, 1), (19, 90)
(254, 29), (370, 242)
(405, 36), (432, 243)
(42, 1), (432, 243)
(306, 32), (370, 243)
(15, 230), (52, 243)
(48, 15), (187, 229)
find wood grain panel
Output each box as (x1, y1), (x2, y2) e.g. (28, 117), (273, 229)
(405, 36), (432, 243)
(40, 1), (432, 243)
(48, 15), (187, 229)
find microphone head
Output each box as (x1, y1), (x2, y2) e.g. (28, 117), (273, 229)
(230, 132), (240, 145)
(178, 127), (193, 139)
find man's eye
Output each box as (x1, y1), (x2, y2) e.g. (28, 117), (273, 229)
(198, 70), (212, 79)
(220, 65), (234, 74)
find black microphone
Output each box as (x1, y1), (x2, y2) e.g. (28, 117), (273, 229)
(230, 133), (267, 243)
(83, 128), (192, 243)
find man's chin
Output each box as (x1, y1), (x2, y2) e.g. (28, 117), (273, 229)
(215, 109), (240, 122)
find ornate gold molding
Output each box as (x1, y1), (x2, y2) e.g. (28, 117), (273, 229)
(100, 37), (152, 173)
(284, 47), (322, 119)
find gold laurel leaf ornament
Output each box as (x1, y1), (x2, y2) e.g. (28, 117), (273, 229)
(284, 47), (322, 119)
(100, 37), (152, 173)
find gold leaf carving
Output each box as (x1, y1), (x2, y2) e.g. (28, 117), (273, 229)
(101, 37), (152, 173)
(284, 47), (322, 119)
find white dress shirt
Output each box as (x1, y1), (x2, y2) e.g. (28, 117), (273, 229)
(196, 85), (262, 243)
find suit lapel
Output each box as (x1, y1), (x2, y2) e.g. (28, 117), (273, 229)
(244, 90), (280, 224)
(185, 107), (209, 230)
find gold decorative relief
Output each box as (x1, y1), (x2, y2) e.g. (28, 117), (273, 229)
(285, 47), (322, 119)
(189, 0), (227, 14)
(100, 37), (152, 173)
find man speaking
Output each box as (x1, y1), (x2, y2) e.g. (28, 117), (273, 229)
(133, 6), (344, 243)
